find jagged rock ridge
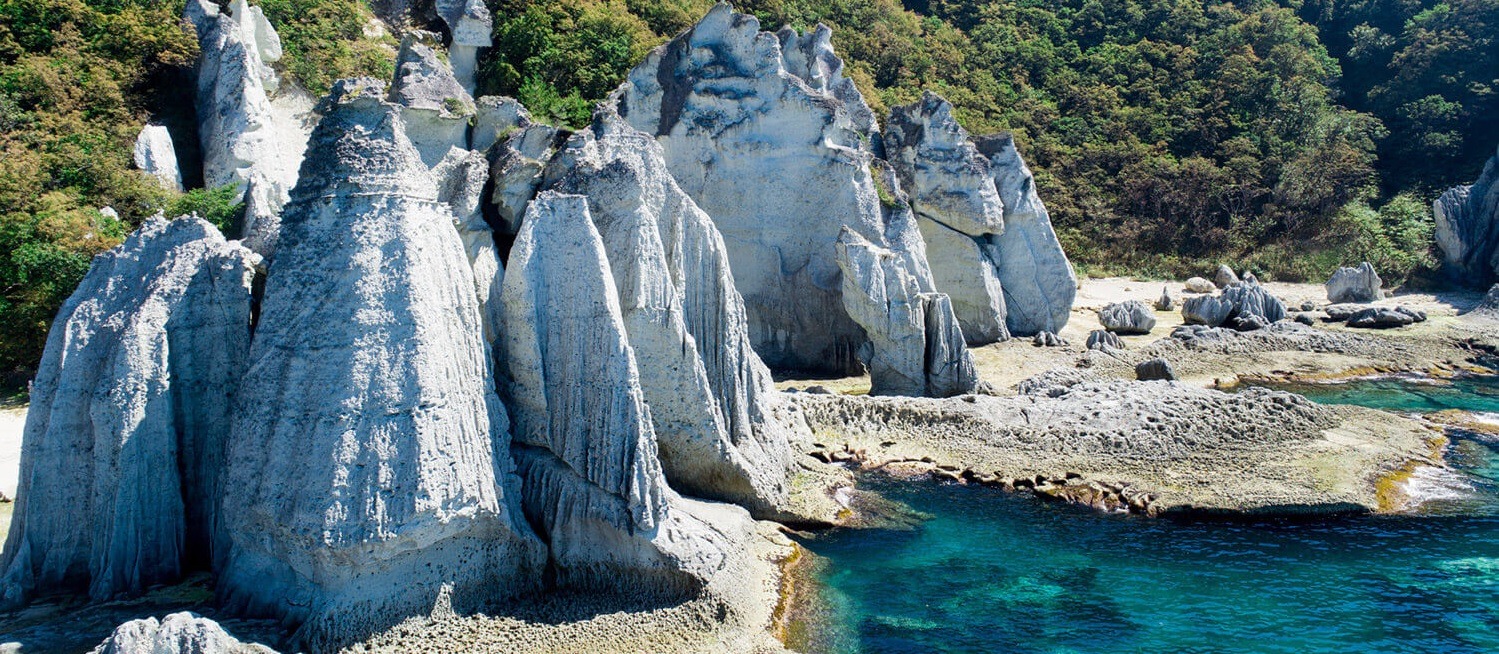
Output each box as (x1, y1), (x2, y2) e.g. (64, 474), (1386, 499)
(1434, 144), (1499, 285)
(1, 217), (255, 607)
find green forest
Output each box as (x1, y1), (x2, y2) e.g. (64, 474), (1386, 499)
(1, 0), (1496, 379)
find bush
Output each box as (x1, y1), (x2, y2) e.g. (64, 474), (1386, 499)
(166, 185), (245, 236)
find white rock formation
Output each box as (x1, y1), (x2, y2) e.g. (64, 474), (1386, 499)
(534, 107), (800, 516)
(1099, 300), (1156, 335)
(435, 0), (491, 94)
(885, 93), (1011, 344)
(472, 95), (531, 154)
(974, 132), (1077, 335)
(615, 3), (943, 375)
(498, 191), (743, 592)
(432, 146), (505, 341)
(186, 0), (310, 258)
(215, 80), (543, 648)
(1434, 144), (1499, 285)
(389, 32), (475, 168)
(91, 612), (275, 654)
(1325, 262), (1383, 303)
(1, 217), (255, 607)
(490, 123), (564, 235)
(133, 124), (184, 191)
(835, 228), (978, 397)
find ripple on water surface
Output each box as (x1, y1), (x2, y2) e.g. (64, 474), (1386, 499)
(797, 376), (1499, 654)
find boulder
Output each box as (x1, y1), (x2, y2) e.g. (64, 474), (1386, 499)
(1347, 307), (1416, 329)
(1085, 330), (1123, 351)
(133, 124), (183, 191)
(615, 4), (942, 374)
(1434, 144), (1499, 285)
(1184, 277), (1216, 294)
(1214, 264), (1239, 288)
(533, 106), (801, 516)
(1, 217), (255, 607)
(389, 32), (475, 168)
(1098, 300), (1156, 335)
(1234, 314), (1269, 331)
(1135, 358), (1177, 381)
(185, 0), (308, 259)
(1477, 283), (1499, 314)
(1182, 295), (1233, 327)
(91, 612), (274, 654)
(215, 80), (545, 648)
(1323, 303), (1364, 322)
(835, 229), (979, 397)
(1032, 331), (1067, 347)
(1294, 312), (1318, 326)
(1184, 279), (1286, 330)
(1155, 286), (1174, 311)
(1325, 262), (1382, 303)
(498, 191), (749, 594)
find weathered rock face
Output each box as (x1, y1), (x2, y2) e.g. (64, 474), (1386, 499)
(1214, 264), (1240, 289)
(1135, 358), (1177, 381)
(91, 612), (275, 654)
(615, 3), (936, 374)
(1086, 329), (1123, 351)
(1326, 262), (1383, 303)
(133, 124), (183, 191)
(185, 0), (308, 258)
(215, 80), (544, 647)
(1099, 300), (1156, 335)
(432, 146), (505, 341)
(885, 93), (1010, 344)
(1434, 145), (1499, 285)
(1184, 277), (1216, 294)
(1181, 279), (1286, 330)
(835, 229), (978, 397)
(498, 191), (742, 593)
(531, 109), (800, 516)
(389, 32), (475, 167)
(974, 132), (1077, 335)
(489, 122), (565, 236)
(1, 217), (255, 608)
(435, 0), (491, 93)
(472, 95), (530, 154)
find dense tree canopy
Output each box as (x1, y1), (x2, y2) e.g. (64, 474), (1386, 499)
(1, 0), (1495, 378)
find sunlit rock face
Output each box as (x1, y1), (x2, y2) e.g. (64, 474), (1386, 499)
(185, 0), (309, 259)
(498, 191), (748, 594)
(1, 216), (255, 608)
(435, 0), (491, 94)
(389, 31), (475, 168)
(134, 123), (184, 191)
(614, 3), (948, 377)
(1435, 144), (1499, 285)
(215, 80), (544, 649)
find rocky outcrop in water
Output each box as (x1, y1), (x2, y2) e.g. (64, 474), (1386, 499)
(498, 191), (746, 593)
(185, 0), (309, 258)
(1, 217), (255, 608)
(91, 612), (273, 654)
(134, 124), (183, 191)
(1434, 145), (1499, 285)
(1326, 262), (1382, 303)
(615, 4), (943, 374)
(215, 80), (544, 647)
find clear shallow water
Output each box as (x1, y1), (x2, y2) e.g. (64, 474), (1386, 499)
(799, 377), (1499, 654)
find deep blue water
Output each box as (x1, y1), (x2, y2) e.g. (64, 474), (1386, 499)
(798, 376), (1499, 654)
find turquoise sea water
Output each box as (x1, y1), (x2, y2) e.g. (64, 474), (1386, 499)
(798, 376), (1499, 654)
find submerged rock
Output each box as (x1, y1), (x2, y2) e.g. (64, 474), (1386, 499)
(133, 124), (183, 191)
(1326, 262), (1383, 303)
(215, 80), (544, 647)
(498, 191), (745, 593)
(1434, 144), (1499, 285)
(1099, 300), (1156, 335)
(185, 0), (307, 258)
(615, 4), (941, 374)
(91, 612), (274, 654)
(1, 217), (255, 607)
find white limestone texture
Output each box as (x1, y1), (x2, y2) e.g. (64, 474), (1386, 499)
(133, 124), (184, 191)
(1325, 262), (1383, 303)
(536, 108), (800, 516)
(91, 612), (275, 654)
(615, 3), (940, 375)
(472, 95), (531, 154)
(0, 217), (255, 608)
(185, 0), (311, 259)
(215, 80), (544, 649)
(835, 228), (978, 397)
(974, 132), (1078, 335)
(490, 123), (564, 235)
(435, 0), (491, 94)
(1434, 144), (1499, 285)
(389, 32), (476, 168)
(433, 146), (505, 342)
(498, 191), (741, 593)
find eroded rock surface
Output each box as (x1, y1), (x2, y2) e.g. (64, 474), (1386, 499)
(91, 612), (275, 654)
(389, 32), (475, 167)
(1099, 300), (1156, 335)
(1326, 262), (1382, 303)
(1435, 144), (1499, 285)
(216, 80), (544, 648)
(133, 124), (183, 191)
(435, 0), (491, 93)
(1, 217), (255, 607)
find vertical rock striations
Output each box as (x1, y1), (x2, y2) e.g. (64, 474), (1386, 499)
(1434, 144), (1499, 285)
(1, 217), (255, 607)
(216, 80), (543, 648)
(498, 191), (744, 593)
(186, 0), (309, 259)
(615, 3), (944, 376)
